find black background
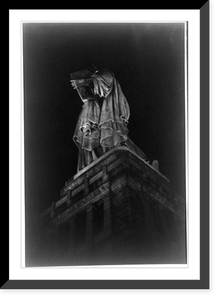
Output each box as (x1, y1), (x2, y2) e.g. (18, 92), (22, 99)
(23, 23), (185, 264)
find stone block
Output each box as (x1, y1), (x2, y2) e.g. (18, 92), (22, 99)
(41, 146), (186, 266)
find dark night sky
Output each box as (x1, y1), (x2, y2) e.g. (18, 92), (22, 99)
(23, 23), (185, 256)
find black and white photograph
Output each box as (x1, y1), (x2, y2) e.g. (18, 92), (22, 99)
(6, 2), (213, 292)
(23, 22), (187, 267)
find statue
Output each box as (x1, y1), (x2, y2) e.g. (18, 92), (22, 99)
(70, 68), (147, 172)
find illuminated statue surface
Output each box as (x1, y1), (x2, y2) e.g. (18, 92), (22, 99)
(70, 69), (146, 172)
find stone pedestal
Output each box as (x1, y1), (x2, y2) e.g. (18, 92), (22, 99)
(41, 146), (186, 265)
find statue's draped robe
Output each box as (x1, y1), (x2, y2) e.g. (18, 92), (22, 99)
(73, 70), (146, 171)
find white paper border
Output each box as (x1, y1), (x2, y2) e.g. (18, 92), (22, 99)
(9, 9), (200, 281)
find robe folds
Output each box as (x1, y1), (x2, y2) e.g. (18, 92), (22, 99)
(73, 70), (146, 171)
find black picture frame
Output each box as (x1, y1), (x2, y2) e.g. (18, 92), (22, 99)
(5, 2), (209, 289)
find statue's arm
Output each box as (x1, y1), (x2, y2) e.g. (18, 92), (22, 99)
(91, 71), (114, 98)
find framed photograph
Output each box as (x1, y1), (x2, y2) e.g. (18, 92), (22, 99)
(6, 3), (209, 289)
